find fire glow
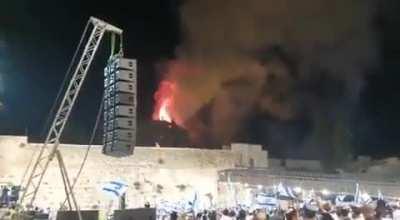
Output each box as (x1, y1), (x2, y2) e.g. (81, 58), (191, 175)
(158, 97), (172, 123)
(152, 61), (202, 126)
(153, 81), (175, 123)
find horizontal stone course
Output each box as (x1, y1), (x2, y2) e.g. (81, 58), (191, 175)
(0, 135), (268, 209)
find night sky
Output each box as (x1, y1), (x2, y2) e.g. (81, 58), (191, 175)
(0, 0), (399, 159)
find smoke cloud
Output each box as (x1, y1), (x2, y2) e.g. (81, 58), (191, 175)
(156, 0), (378, 162)
(0, 38), (5, 111)
(0, 74), (3, 111)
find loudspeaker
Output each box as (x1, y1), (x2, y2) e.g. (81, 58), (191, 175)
(113, 208), (156, 220)
(115, 82), (135, 94)
(114, 118), (135, 129)
(115, 94), (135, 105)
(115, 105), (135, 117)
(56, 210), (99, 220)
(103, 56), (136, 157)
(111, 58), (136, 71)
(115, 70), (136, 82)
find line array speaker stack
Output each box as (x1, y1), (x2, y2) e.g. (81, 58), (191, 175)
(103, 56), (137, 156)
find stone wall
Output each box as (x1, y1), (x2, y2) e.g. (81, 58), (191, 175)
(268, 158), (323, 171)
(285, 159), (322, 171)
(218, 169), (400, 200)
(0, 135), (268, 209)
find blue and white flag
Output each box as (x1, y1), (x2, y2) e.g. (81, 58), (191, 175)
(377, 190), (384, 200)
(354, 183), (360, 203)
(336, 194), (356, 207)
(255, 193), (278, 206)
(359, 191), (372, 204)
(277, 183), (296, 199)
(188, 191), (200, 213)
(102, 179), (128, 199)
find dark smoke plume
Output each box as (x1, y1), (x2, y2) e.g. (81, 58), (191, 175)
(158, 0), (378, 166)
(0, 38), (5, 111)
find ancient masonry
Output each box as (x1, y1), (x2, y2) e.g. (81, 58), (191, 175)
(0, 135), (268, 209)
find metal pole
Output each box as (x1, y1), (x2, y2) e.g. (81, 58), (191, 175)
(58, 160), (72, 210)
(56, 151), (83, 220)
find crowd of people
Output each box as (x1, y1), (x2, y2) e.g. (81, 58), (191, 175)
(1, 183), (399, 220)
(154, 183), (400, 220)
(0, 185), (19, 208)
(156, 199), (400, 220)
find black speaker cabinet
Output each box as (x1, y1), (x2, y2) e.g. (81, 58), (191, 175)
(56, 210), (99, 220)
(113, 208), (156, 220)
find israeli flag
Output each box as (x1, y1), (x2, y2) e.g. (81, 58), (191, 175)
(277, 183), (296, 199)
(356, 186), (372, 204)
(157, 200), (180, 214)
(191, 191), (201, 213)
(360, 191), (372, 204)
(255, 193), (278, 206)
(102, 179), (128, 199)
(354, 183), (360, 203)
(377, 190), (384, 200)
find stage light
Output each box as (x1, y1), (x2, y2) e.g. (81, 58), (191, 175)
(321, 189), (330, 196)
(257, 185), (263, 190)
(293, 186), (302, 193)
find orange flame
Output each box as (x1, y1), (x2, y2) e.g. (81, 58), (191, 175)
(158, 97), (172, 123)
(153, 81), (175, 123)
(153, 61), (202, 125)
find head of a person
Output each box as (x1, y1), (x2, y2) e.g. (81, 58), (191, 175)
(337, 205), (350, 218)
(303, 203), (318, 219)
(351, 204), (362, 217)
(285, 208), (299, 220)
(320, 213), (335, 220)
(239, 209), (247, 218)
(229, 209), (236, 217)
(375, 200), (388, 218)
(321, 202), (333, 213)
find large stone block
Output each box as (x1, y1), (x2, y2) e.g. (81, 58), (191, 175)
(0, 135), (268, 209)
